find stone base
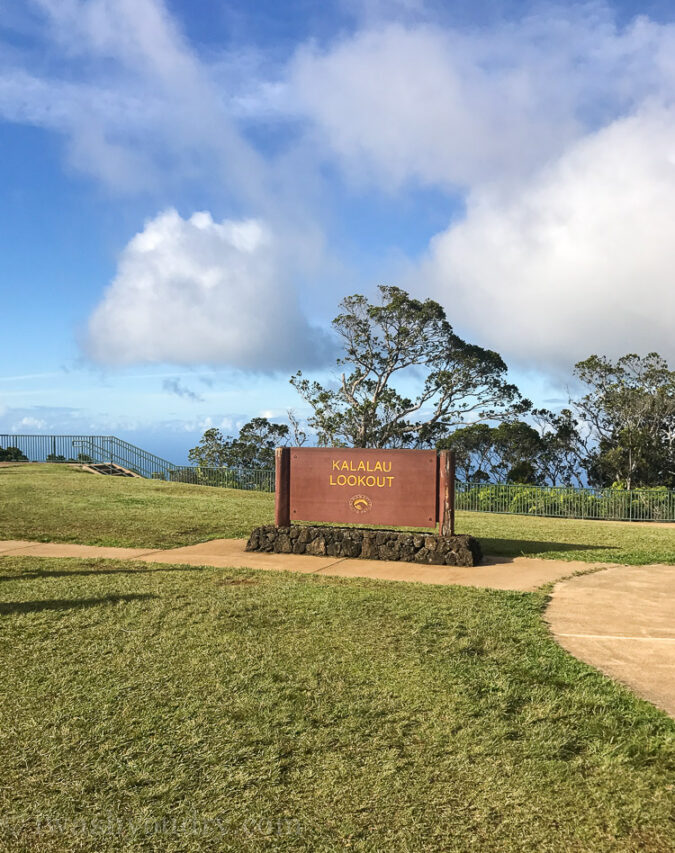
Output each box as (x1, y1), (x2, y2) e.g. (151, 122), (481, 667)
(245, 525), (482, 567)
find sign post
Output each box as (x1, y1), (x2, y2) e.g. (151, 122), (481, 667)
(438, 449), (456, 536)
(274, 446), (291, 527)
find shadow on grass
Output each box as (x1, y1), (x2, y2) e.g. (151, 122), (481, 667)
(0, 564), (210, 583)
(479, 539), (617, 559)
(0, 592), (157, 615)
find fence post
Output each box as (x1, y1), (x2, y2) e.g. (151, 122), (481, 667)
(438, 450), (456, 536)
(275, 447), (291, 527)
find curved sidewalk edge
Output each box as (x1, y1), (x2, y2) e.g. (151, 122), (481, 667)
(546, 564), (675, 717)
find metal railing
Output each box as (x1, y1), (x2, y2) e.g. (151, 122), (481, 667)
(0, 435), (274, 491)
(455, 482), (675, 522)
(167, 467), (275, 492)
(3, 435), (673, 518)
(1, 434), (178, 480)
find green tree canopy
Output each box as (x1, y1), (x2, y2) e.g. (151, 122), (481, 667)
(188, 418), (290, 470)
(572, 352), (675, 488)
(291, 286), (529, 448)
(437, 418), (582, 486)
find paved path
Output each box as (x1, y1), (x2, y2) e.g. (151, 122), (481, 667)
(0, 537), (607, 591)
(546, 565), (675, 716)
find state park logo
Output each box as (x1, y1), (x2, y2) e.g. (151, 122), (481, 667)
(349, 494), (372, 514)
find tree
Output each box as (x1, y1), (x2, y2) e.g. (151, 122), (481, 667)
(287, 409), (308, 447)
(188, 428), (231, 468)
(291, 286), (529, 448)
(230, 418), (290, 468)
(436, 424), (494, 482)
(0, 446), (28, 462)
(438, 415), (585, 486)
(438, 422), (543, 484)
(188, 418), (290, 470)
(572, 353), (675, 488)
(491, 421), (543, 484)
(531, 408), (585, 487)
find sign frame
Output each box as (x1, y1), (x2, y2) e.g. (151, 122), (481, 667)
(274, 446), (455, 535)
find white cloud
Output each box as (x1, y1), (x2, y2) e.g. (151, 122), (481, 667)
(11, 416), (48, 432)
(288, 14), (675, 192)
(86, 209), (330, 370)
(5, 1), (675, 377)
(178, 416), (236, 434)
(0, 0), (265, 195)
(287, 10), (675, 368)
(419, 107), (675, 368)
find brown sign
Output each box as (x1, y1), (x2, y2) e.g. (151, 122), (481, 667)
(275, 447), (455, 534)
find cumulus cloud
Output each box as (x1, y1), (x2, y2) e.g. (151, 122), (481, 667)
(289, 12), (675, 192)
(6, 1), (675, 376)
(86, 209), (330, 370)
(419, 107), (675, 368)
(287, 9), (675, 368)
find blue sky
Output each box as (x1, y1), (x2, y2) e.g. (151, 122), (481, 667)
(1, 0), (675, 462)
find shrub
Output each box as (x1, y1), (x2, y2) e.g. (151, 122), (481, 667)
(0, 446), (29, 462)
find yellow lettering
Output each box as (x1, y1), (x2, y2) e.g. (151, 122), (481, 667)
(328, 458), (393, 485)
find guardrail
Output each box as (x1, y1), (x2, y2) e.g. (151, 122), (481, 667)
(167, 466), (275, 492)
(0, 435), (275, 491)
(455, 482), (675, 522)
(1, 434), (179, 480)
(3, 435), (673, 519)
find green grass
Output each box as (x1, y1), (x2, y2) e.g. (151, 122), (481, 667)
(0, 464), (271, 548)
(1, 555), (673, 852)
(461, 512), (675, 565)
(1, 464), (673, 564)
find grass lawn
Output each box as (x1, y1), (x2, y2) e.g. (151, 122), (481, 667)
(0, 464), (673, 564)
(1, 555), (673, 851)
(0, 464), (272, 548)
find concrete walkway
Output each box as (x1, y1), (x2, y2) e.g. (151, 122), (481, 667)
(546, 565), (675, 716)
(0, 537), (607, 591)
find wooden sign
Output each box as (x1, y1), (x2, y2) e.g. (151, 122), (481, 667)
(275, 447), (455, 535)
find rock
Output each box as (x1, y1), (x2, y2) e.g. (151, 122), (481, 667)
(276, 533), (292, 554)
(305, 537), (327, 556)
(245, 525), (482, 566)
